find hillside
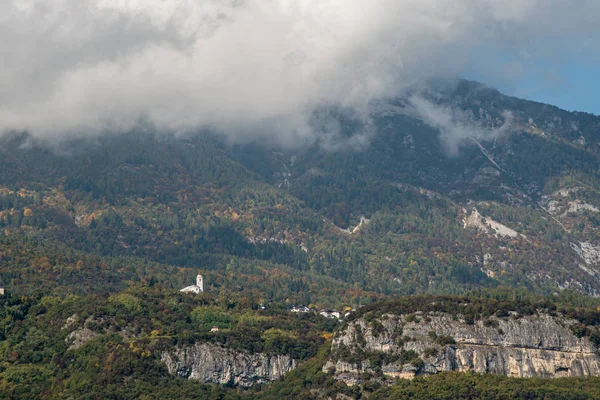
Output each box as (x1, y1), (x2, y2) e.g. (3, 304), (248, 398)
(3, 80), (600, 397)
(3, 290), (600, 399)
(1, 80), (600, 306)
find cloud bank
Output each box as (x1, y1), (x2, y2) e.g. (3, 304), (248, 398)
(1, 0), (599, 145)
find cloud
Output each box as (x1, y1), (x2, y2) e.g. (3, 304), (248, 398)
(1, 0), (599, 145)
(408, 96), (513, 156)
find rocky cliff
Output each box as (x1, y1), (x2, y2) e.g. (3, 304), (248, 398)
(324, 311), (600, 384)
(161, 343), (297, 388)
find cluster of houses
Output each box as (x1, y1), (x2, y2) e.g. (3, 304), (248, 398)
(178, 273), (354, 321)
(291, 305), (355, 320)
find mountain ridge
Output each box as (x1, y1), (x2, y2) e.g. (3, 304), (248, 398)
(3, 80), (600, 398)
(2, 79), (600, 304)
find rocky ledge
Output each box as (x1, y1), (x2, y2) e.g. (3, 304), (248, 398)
(324, 311), (600, 384)
(161, 342), (297, 388)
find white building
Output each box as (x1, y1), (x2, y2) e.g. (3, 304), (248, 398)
(319, 310), (341, 319)
(291, 306), (310, 313)
(180, 273), (204, 294)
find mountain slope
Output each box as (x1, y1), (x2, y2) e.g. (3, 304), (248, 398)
(1, 80), (600, 304)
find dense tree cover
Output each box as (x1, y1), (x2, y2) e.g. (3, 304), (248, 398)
(2, 110), (600, 304)
(259, 365), (600, 400)
(1, 81), (600, 397)
(2, 289), (600, 398)
(369, 372), (600, 400)
(0, 286), (336, 358)
(0, 286), (337, 399)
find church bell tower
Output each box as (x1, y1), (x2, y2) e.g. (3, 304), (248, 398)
(196, 273), (204, 292)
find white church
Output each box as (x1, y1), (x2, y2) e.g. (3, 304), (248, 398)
(180, 272), (204, 294)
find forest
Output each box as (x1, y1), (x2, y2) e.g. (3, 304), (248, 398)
(2, 287), (600, 399)
(2, 81), (600, 397)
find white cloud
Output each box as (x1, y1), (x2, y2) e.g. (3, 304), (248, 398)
(0, 0), (598, 144)
(408, 96), (513, 156)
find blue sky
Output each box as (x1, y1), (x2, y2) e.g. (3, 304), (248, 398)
(467, 52), (600, 116)
(512, 64), (599, 116)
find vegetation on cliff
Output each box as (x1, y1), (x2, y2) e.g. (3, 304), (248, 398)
(2, 289), (600, 398)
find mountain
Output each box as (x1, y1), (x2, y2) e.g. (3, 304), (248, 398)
(2, 80), (600, 305)
(2, 79), (600, 398)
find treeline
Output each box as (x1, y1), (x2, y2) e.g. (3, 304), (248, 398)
(370, 372), (600, 400)
(346, 289), (600, 345)
(4, 287), (600, 398)
(0, 286), (337, 398)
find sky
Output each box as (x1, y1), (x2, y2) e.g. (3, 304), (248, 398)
(466, 50), (600, 116)
(1, 0), (599, 145)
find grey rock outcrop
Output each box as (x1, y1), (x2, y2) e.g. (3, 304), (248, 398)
(325, 312), (600, 382)
(65, 327), (100, 350)
(161, 343), (297, 388)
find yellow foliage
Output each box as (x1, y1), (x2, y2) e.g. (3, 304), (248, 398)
(129, 342), (142, 353)
(23, 208), (33, 217)
(262, 328), (297, 341)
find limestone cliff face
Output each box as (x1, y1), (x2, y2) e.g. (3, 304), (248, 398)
(161, 343), (297, 388)
(324, 312), (600, 383)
